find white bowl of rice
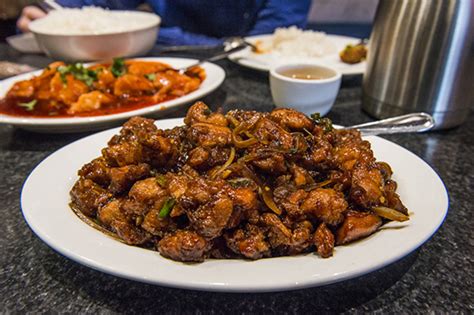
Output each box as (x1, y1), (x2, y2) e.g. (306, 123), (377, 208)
(29, 7), (160, 61)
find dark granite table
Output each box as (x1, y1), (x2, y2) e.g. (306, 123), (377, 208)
(0, 43), (472, 313)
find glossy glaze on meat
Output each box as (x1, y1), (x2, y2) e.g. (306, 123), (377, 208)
(70, 102), (408, 262)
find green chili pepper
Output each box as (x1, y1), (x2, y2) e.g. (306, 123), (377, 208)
(158, 198), (175, 218)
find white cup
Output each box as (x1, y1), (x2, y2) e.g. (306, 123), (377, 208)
(269, 63), (342, 116)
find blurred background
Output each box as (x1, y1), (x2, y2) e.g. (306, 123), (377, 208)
(0, 0), (34, 40)
(0, 0), (379, 41)
(307, 0), (377, 38)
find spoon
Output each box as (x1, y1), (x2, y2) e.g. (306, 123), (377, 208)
(223, 37), (258, 52)
(157, 36), (256, 53)
(38, 0), (63, 12)
(341, 112), (435, 136)
(177, 42), (248, 73)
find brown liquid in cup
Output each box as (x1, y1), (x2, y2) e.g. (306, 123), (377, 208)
(278, 66), (335, 80)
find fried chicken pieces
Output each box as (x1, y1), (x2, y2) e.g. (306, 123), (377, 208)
(70, 102), (408, 262)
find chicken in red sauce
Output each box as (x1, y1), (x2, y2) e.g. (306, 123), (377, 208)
(70, 102), (409, 262)
(1, 59), (205, 118)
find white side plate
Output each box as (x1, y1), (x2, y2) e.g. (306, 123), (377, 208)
(0, 58), (225, 132)
(6, 33), (42, 54)
(21, 118), (448, 292)
(229, 34), (366, 75)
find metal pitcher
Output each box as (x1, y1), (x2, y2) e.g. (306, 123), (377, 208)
(362, 0), (474, 129)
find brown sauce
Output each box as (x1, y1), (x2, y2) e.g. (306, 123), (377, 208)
(278, 66), (336, 80)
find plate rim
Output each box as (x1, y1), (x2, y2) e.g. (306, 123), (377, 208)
(20, 118), (449, 292)
(228, 33), (366, 75)
(0, 57), (225, 127)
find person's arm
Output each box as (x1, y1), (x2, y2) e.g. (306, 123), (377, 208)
(157, 0), (311, 46)
(17, 6), (46, 32)
(55, 0), (143, 10)
(157, 27), (222, 46)
(248, 0), (312, 36)
(17, 0), (144, 32)
(158, 0), (312, 46)
(58, 0), (223, 45)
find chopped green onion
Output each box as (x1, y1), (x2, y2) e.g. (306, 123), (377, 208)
(57, 63), (98, 87)
(57, 66), (68, 84)
(158, 198), (175, 218)
(18, 99), (37, 111)
(144, 73), (156, 81)
(310, 113), (333, 132)
(111, 57), (126, 77)
(156, 174), (167, 187)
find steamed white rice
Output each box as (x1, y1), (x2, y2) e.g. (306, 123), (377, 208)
(29, 7), (160, 35)
(257, 26), (337, 57)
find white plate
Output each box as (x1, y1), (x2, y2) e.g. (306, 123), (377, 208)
(0, 58), (225, 133)
(229, 34), (366, 75)
(21, 118), (448, 292)
(6, 33), (42, 54)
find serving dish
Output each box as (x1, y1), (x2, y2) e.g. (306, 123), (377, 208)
(229, 34), (366, 75)
(21, 117), (448, 292)
(0, 58), (225, 132)
(29, 10), (160, 61)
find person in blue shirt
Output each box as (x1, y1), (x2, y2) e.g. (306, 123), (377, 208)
(17, 0), (311, 46)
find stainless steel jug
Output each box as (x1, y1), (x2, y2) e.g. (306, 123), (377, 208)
(362, 0), (474, 129)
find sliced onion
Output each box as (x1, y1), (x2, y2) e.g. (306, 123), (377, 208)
(232, 121), (259, 148)
(210, 147), (235, 179)
(316, 179), (332, 188)
(227, 115), (240, 127)
(373, 206), (409, 222)
(303, 128), (314, 139)
(260, 186), (282, 215)
(244, 131), (254, 139)
(221, 169), (233, 179)
(303, 179), (332, 191)
(233, 136), (259, 148)
(237, 163), (283, 215)
(238, 153), (257, 163)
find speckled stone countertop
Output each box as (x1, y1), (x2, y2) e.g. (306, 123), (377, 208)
(0, 44), (472, 313)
